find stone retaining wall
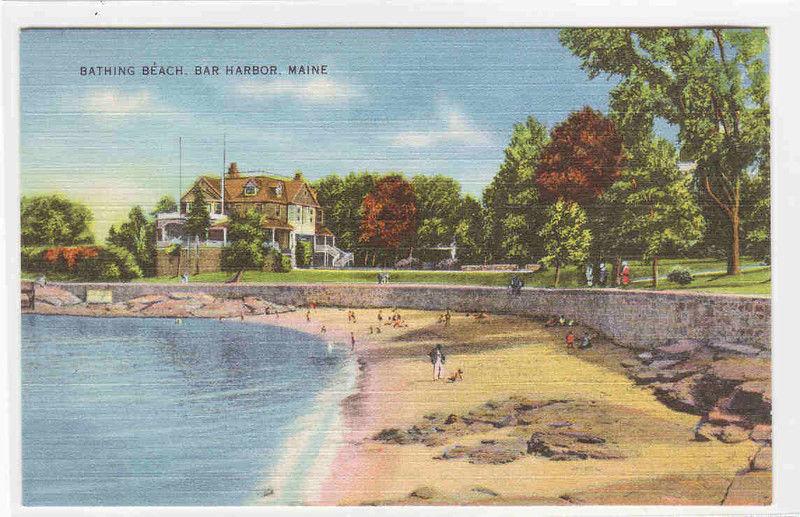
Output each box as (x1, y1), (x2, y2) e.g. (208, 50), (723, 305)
(155, 247), (222, 277)
(50, 282), (771, 351)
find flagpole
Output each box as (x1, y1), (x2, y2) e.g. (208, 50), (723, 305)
(178, 136), (183, 215)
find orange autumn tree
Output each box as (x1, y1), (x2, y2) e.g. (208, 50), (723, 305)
(359, 175), (418, 266)
(536, 107), (625, 205)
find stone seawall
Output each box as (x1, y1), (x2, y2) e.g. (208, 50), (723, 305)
(50, 282), (771, 351)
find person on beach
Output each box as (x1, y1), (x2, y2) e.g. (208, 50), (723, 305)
(306, 309), (311, 322)
(558, 315), (566, 326)
(444, 309), (451, 327)
(429, 344), (446, 380)
(350, 332), (356, 351)
(377, 310), (383, 322)
(619, 261), (631, 287)
(565, 330), (576, 349)
(369, 326), (374, 334)
(320, 325), (327, 334)
(578, 333), (593, 349)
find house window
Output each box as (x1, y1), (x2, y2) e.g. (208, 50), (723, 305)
(244, 185), (257, 196)
(275, 205), (280, 217)
(275, 184), (283, 196)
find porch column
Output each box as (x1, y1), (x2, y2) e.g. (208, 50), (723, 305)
(271, 228), (276, 244)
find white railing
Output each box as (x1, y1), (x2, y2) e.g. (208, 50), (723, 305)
(314, 243), (354, 268)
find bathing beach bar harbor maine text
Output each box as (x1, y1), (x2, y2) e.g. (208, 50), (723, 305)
(80, 63), (329, 76)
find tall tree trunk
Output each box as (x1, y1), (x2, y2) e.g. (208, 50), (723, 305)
(195, 236), (200, 275)
(729, 207), (741, 275)
(175, 251), (181, 277)
(652, 255), (659, 288)
(613, 256), (621, 286)
(554, 264), (561, 288)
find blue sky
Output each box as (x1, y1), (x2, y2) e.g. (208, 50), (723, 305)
(21, 28), (634, 238)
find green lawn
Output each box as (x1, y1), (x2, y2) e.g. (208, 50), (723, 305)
(22, 257), (770, 295)
(640, 266), (771, 295)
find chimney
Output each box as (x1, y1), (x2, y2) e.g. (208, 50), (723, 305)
(294, 171), (303, 181)
(227, 162), (240, 177)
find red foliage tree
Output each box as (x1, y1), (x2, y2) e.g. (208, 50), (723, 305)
(536, 107), (625, 205)
(359, 175), (418, 250)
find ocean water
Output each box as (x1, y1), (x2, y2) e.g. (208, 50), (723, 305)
(21, 314), (352, 506)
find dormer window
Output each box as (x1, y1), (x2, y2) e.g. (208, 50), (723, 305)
(275, 183), (283, 196)
(243, 180), (258, 196)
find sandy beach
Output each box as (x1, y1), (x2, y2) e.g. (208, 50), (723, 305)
(237, 306), (767, 506)
(27, 286), (771, 505)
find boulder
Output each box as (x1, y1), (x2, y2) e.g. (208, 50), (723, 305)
(466, 440), (527, 464)
(630, 368), (660, 385)
(750, 424), (772, 443)
(750, 446), (772, 471)
(373, 428), (413, 444)
(548, 421), (573, 429)
(559, 431), (605, 444)
(694, 422), (723, 442)
(715, 425), (750, 444)
(471, 486), (500, 497)
(656, 339), (703, 357)
(438, 445), (470, 460)
(35, 285), (82, 306)
(444, 414), (459, 425)
(648, 359), (681, 371)
(653, 376), (703, 414)
(637, 352), (654, 363)
(708, 341), (762, 357)
(708, 357), (771, 383)
(409, 486), (439, 500)
(726, 380), (771, 424)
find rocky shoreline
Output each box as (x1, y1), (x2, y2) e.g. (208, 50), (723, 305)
(24, 284), (772, 505)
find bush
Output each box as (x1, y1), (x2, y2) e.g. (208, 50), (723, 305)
(22, 245), (142, 281)
(222, 241), (264, 271)
(667, 267), (693, 285)
(295, 240), (313, 267)
(263, 249), (291, 272)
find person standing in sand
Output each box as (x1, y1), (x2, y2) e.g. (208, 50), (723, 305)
(350, 332), (356, 351)
(429, 344), (446, 380)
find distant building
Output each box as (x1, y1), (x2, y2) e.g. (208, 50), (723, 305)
(155, 162), (353, 268)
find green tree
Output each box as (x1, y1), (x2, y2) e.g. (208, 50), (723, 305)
(183, 187), (211, 274)
(741, 161), (770, 263)
(106, 206), (156, 276)
(222, 208), (265, 271)
(604, 138), (706, 287)
(560, 28), (770, 275)
(312, 172), (377, 255)
(150, 195), (178, 217)
(482, 115), (549, 263)
(538, 200), (592, 287)
(453, 195), (485, 264)
(21, 194), (94, 246)
(411, 175), (464, 250)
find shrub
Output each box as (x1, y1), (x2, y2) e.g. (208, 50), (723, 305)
(263, 249), (291, 273)
(222, 241), (264, 271)
(667, 267), (693, 285)
(295, 240), (313, 267)
(22, 245), (142, 281)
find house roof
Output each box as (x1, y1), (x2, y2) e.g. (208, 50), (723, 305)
(182, 174), (321, 207)
(315, 224), (334, 237)
(260, 216), (294, 231)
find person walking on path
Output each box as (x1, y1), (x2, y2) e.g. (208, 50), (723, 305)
(585, 263), (594, 287)
(619, 261), (631, 287)
(350, 332), (356, 351)
(429, 344), (446, 380)
(598, 260), (608, 286)
(444, 309), (451, 327)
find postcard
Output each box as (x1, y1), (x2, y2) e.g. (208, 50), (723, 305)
(4, 12), (790, 513)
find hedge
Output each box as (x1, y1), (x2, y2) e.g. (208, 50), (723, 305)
(21, 245), (142, 281)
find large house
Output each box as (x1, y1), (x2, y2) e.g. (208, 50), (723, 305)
(155, 162), (353, 268)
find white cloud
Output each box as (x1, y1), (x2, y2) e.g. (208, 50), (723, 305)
(235, 78), (359, 104)
(83, 88), (157, 115)
(389, 104), (495, 148)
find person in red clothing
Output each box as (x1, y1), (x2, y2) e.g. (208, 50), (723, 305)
(620, 261), (631, 287)
(565, 330), (576, 349)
